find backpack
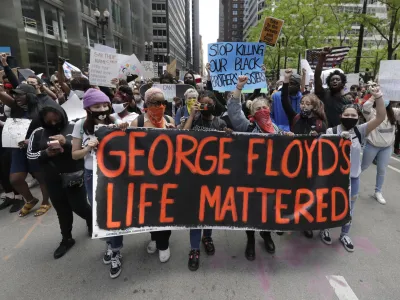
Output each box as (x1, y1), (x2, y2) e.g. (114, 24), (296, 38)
(137, 114), (169, 128)
(332, 125), (362, 144)
(292, 114), (323, 133)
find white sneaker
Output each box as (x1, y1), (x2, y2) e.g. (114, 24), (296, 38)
(147, 240), (157, 254)
(374, 192), (386, 205)
(159, 247), (170, 263)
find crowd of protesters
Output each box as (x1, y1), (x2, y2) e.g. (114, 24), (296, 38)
(0, 46), (393, 279)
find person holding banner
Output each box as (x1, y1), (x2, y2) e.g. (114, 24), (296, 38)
(361, 96), (400, 205)
(227, 75), (279, 260)
(27, 101), (92, 259)
(321, 86), (386, 252)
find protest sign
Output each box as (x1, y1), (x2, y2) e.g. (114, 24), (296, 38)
(167, 59), (177, 76)
(89, 50), (119, 88)
(139, 84), (193, 101)
(153, 62), (159, 77)
(346, 73), (360, 89)
(379, 60), (400, 101)
(63, 62), (85, 80)
(301, 59), (314, 85)
(153, 84), (177, 101)
(118, 54), (145, 80)
(242, 87), (269, 94)
(259, 17), (284, 47)
(92, 128), (351, 238)
(141, 61), (157, 78)
(61, 92), (86, 121)
(94, 43), (117, 54)
(208, 42), (267, 92)
(2, 118), (32, 148)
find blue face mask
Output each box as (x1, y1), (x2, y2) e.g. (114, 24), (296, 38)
(384, 99), (390, 108)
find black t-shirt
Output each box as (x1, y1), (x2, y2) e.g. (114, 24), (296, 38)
(191, 116), (227, 131)
(291, 116), (327, 135)
(316, 89), (352, 128)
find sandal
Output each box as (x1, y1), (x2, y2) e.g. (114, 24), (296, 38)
(34, 204), (52, 217)
(18, 198), (39, 217)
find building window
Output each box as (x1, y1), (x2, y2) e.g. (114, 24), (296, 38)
(233, 10), (238, 15)
(112, 1), (121, 27)
(114, 36), (122, 53)
(233, 17), (238, 22)
(233, 4), (238, 8)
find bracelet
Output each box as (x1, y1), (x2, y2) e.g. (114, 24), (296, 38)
(236, 86), (243, 90)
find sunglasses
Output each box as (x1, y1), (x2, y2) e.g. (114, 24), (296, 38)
(147, 100), (168, 107)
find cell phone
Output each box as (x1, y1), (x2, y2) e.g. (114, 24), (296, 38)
(48, 140), (62, 150)
(199, 103), (211, 111)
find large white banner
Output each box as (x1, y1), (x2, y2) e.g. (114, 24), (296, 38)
(379, 60), (400, 101)
(89, 50), (119, 88)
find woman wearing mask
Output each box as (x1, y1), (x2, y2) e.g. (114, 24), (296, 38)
(227, 75), (279, 261)
(282, 69), (328, 238)
(28, 101), (92, 259)
(183, 90), (226, 271)
(71, 89), (123, 278)
(360, 97), (400, 204)
(184, 71), (196, 88)
(320, 87), (386, 252)
(175, 88), (199, 127)
(133, 88), (145, 113)
(111, 86), (140, 125)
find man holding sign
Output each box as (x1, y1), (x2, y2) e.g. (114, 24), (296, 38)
(208, 42), (267, 92)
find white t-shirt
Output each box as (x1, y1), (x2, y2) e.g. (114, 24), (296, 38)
(110, 112), (139, 124)
(72, 118), (95, 170)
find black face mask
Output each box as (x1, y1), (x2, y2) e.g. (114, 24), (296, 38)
(289, 85), (300, 96)
(300, 109), (312, 118)
(43, 122), (63, 134)
(340, 117), (358, 130)
(185, 79), (195, 87)
(91, 110), (110, 121)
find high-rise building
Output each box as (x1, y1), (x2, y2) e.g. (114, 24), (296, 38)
(218, 0), (245, 42)
(191, 0), (200, 73)
(199, 34), (204, 76)
(0, 0), (152, 75)
(243, 0), (266, 41)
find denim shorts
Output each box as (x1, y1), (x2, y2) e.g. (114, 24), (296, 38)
(10, 148), (40, 174)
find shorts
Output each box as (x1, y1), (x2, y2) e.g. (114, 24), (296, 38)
(10, 148), (40, 174)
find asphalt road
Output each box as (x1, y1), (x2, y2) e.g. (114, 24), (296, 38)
(1, 157), (400, 300)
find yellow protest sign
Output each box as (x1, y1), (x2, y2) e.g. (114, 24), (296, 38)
(259, 17), (284, 47)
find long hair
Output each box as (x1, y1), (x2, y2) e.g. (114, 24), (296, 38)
(83, 103), (113, 135)
(303, 94), (327, 123)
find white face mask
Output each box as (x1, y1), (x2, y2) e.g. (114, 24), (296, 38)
(112, 103), (128, 114)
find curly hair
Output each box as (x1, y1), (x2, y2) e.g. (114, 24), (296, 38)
(326, 70), (347, 87)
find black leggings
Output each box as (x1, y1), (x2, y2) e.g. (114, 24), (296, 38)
(150, 230), (171, 251)
(0, 148), (18, 194)
(246, 230), (271, 243)
(45, 176), (92, 239)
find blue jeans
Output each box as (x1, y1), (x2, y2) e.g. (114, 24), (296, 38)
(108, 236), (123, 252)
(84, 169), (93, 205)
(190, 229), (212, 250)
(361, 142), (392, 193)
(341, 177), (359, 236)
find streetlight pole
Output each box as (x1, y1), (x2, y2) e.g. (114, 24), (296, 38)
(94, 8), (110, 45)
(355, 0), (367, 73)
(277, 40), (281, 80)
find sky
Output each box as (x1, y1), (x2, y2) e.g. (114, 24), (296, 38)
(199, 0), (219, 71)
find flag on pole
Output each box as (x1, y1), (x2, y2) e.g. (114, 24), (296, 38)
(63, 62), (85, 79)
(306, 47), (351, 71)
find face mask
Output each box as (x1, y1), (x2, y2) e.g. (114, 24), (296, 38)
(200, 104), (215, 117)
(134, 95), (142, 102)
(112, 103), (128, 114)
(147, 105), (166, 128)
(384, 99), (390, 108)
(44, 122), (62, 132)
(185, 79), (195, 87)
(252, 109), (275, 134)
(340, 117), (358, 130)
(91, 109), (110, 121)
(186, 99), (197, 115)
(289, 85), (300, 96)
(300, 109), (312, 118)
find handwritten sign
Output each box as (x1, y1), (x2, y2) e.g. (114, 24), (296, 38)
(94, 43), (117, 54)
(379, 60), (400, 101)
(208, 42), (267, 92)
(2, 118), (32, 148)
(259, 17), (284, 47)
(89, 50), (119, 88)
(118, 54), (145, 80)
(141, 61), (157, 79)
(153, 84), (177, 101)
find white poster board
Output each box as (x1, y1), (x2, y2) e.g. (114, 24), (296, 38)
(379, 60), (400, 101)
(2, 118), (32, 148)
(61, 93), (86, 121)
(94, 44), (117, 54)
(118, 54), (145, 80)
(89, 50), (119, 88)
(301, 59), (314, 85)
(141, 61), (156, 78)
(153, 84), (177, 101)
(321, 68), (344, 89)
(346, 73), (360, 89)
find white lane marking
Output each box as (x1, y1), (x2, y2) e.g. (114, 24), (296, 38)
(388, 165), (400, 174)
(326, 275), (359, 300)
(390, 155), (400, 163)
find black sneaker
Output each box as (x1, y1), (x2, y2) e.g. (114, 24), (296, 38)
(303, 230), (314, 239)
(0, 197), (14, 210)
(340, 235), (355, 252)
(54, 238), (75, 259)
(276, 232), (284, 236)
(110, 251), (122, 279)
(260, 231), (275, 254)
(320, 229), (332, 245)
(202, 236), (215, 255)
(188, 249), (200, 271)
(245, 241), (255, 261)
(9, 199), (25, 213)
(103, 243), (112, 265)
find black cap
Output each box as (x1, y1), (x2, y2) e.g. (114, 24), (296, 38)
(12, 84), (36, 95)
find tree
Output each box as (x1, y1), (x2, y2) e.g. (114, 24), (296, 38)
(363, 0), (400, 59)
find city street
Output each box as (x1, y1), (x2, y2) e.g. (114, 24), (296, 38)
(0, 158), (399, 300)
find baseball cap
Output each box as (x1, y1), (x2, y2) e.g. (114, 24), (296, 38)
(12, 84), (36, 95)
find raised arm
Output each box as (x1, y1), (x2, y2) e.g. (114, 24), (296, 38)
(301, 68), (306, 93)
(314, 48), (330, 97)
(361, 97), (375, 121)
(227, 75), (251, 132)
(366, 87), (386, 135)
(281, 69), (297, 124)
(0, 86), (16, 108)
(2, 54), (19, 88)
(57, 59), (71, 95)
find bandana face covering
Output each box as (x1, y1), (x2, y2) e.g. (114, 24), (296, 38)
(250, 108), (275, 134)
(147, 105), (166, 128)
(186, 98), (197, 115)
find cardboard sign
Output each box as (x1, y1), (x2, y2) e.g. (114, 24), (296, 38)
(139, 84), (193, 102)
(379, 60), (400, 101)
(141, 61), (157, 79)
(208, 42), (267, 92)
(259, 17), (284, 47)
(167, 59), (177, 76)
(89, 50), (119, 88)
(92, 128), (351, 238)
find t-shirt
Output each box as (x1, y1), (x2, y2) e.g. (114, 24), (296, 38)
(316, 89), (352, 128)
(326, 123), (367, 178)
(71, 118), (95, 170)
(191, 116), (227, 131)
